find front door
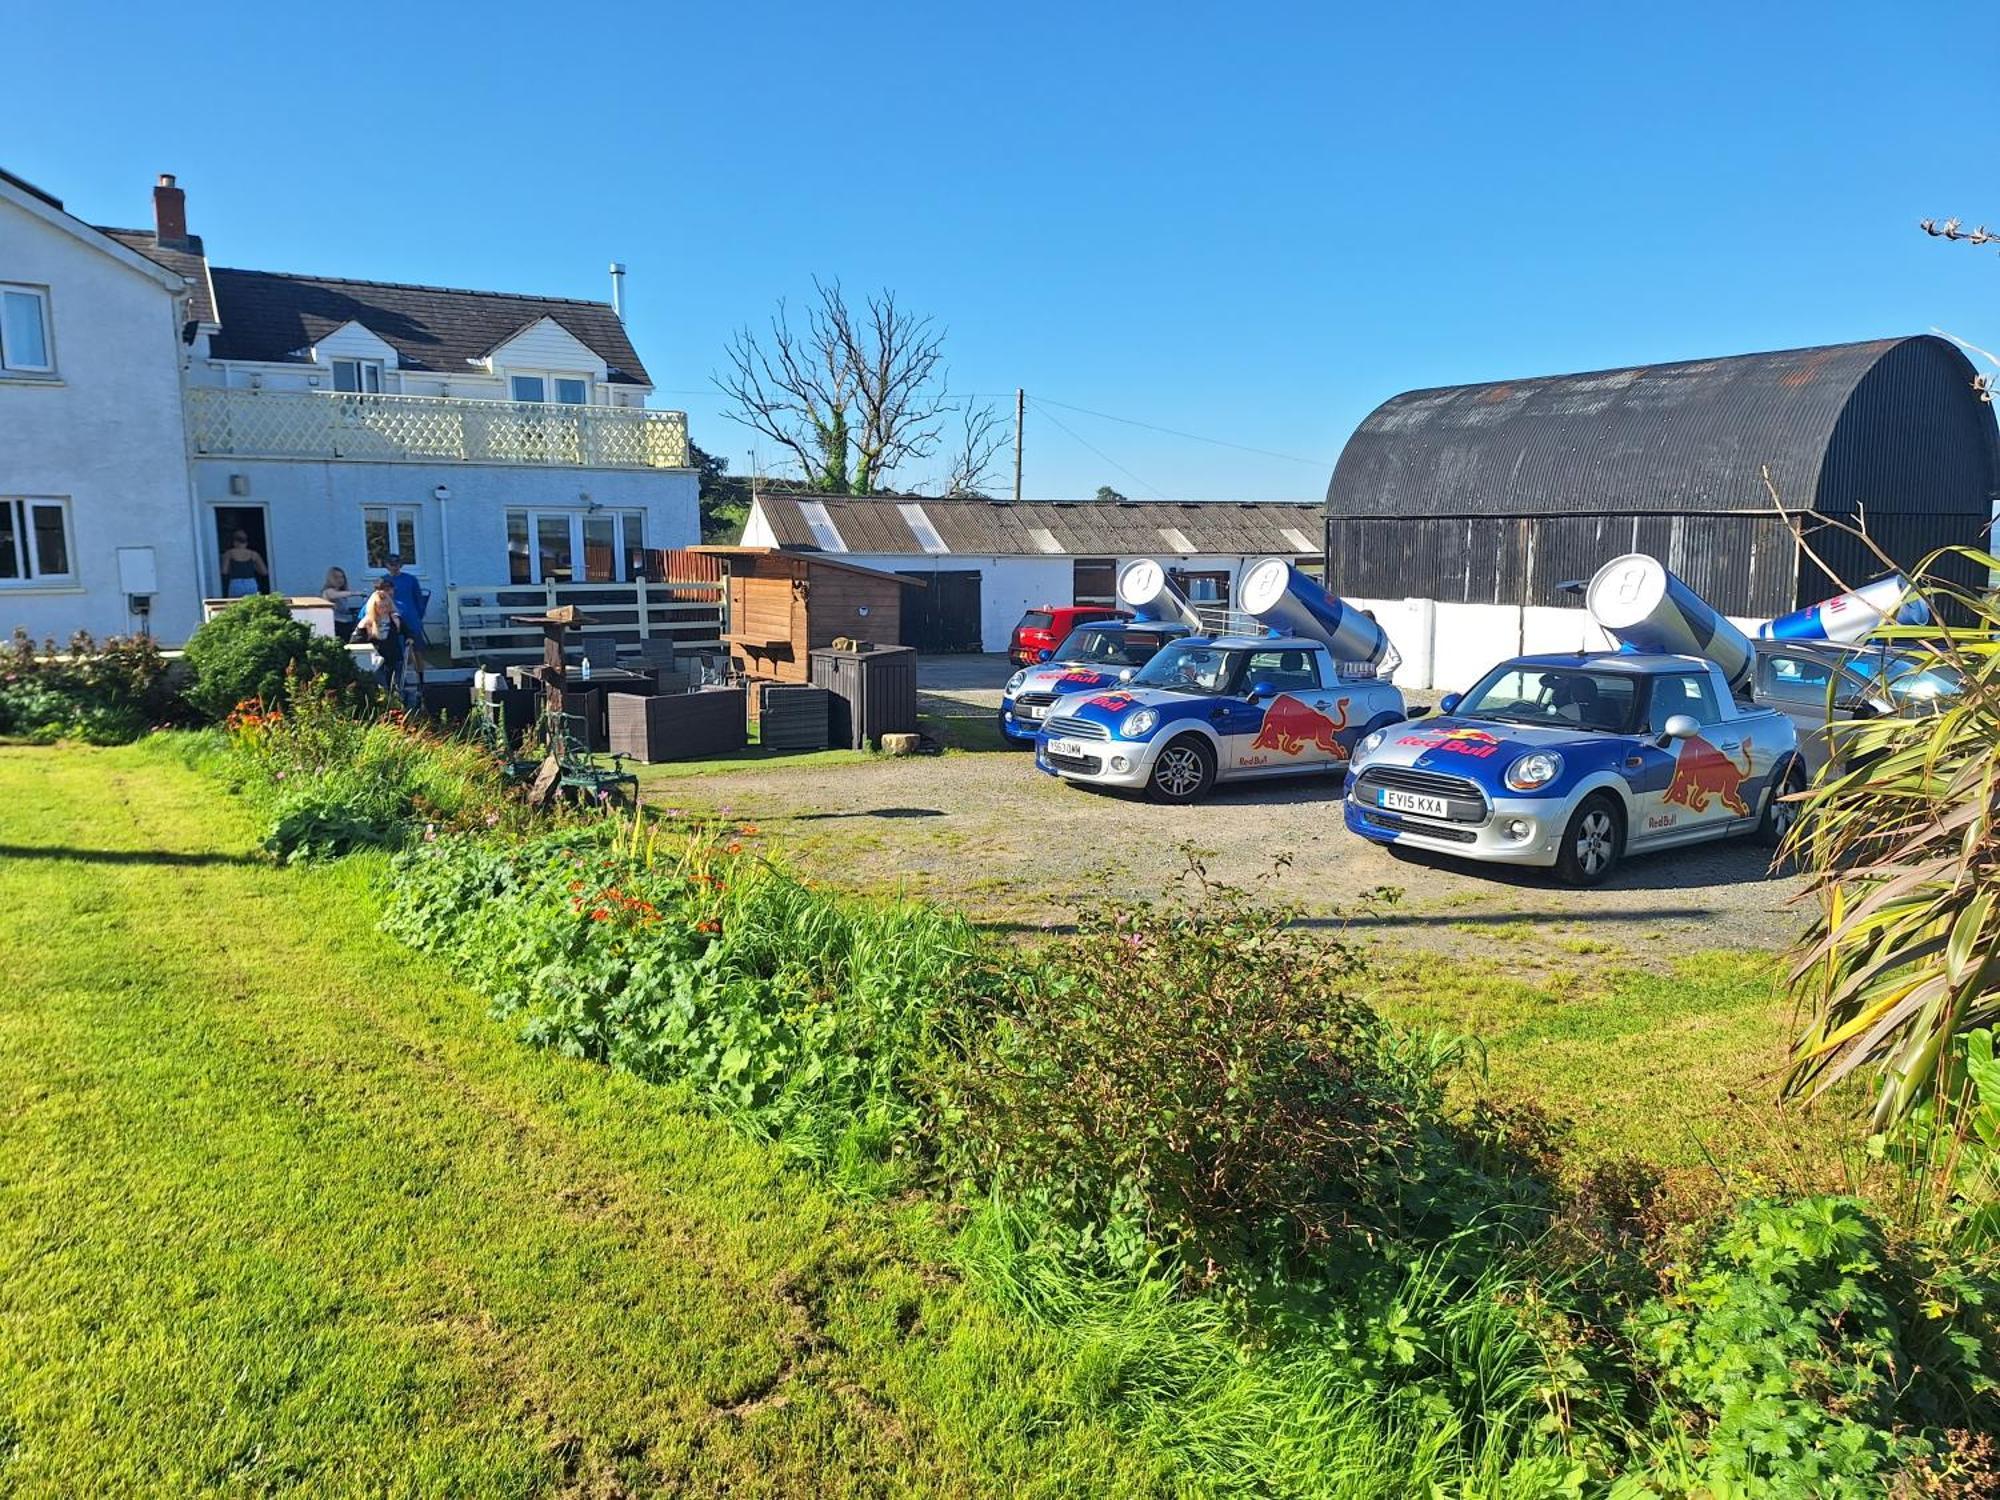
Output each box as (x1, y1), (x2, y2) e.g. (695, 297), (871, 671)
(1637, 670), (1764, 841)
(896, 569), (983, 652)
(212, 505), (270, 596)
(1229, 647), (1349, 773)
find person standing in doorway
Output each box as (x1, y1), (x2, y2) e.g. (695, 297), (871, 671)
(384, 554), (429, 686)
(220, 531), (268, 598)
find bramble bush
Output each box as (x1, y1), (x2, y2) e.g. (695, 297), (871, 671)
(182, 593), (362, 720)
(0, 628), (181, 743)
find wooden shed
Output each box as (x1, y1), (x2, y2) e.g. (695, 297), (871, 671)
(694, 546), (917, 683)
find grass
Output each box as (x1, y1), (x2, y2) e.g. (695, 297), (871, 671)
(0, 743), (1172, 1497)
(1366, 948), (1864, 1179)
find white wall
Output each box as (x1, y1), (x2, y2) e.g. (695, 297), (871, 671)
(190, 457), (698, 605)
(484, 318), (608, 382)
(0, 198), (202, 641)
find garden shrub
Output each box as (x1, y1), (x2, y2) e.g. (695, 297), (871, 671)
(1634, 1195), (1998, 1496)
(182, 594), (360, 720)
(0, 629), (181, 743)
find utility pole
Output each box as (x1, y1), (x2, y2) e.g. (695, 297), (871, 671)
(1013, 387), (1025, 502)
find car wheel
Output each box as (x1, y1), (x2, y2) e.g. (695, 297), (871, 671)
(1553, 793), (1624, 886)
(1147, 735), (1216, 804)
(1758, 757), (1808, 848)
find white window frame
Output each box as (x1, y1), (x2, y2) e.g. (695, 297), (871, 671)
(0, 284), (55, 375)
(362, 504), (421, 571)
(0, 497), (77, 587)
(505, 508), (646, 584)
(331, 357), (383, 394)
(508, 371), (592, 405)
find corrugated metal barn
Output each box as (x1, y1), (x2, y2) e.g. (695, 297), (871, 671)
(1325, 335), (2000, 616)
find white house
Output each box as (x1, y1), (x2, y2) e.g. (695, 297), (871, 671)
(740, 492), (1325, 651)
(0, 169), (203, 641)
(4, 168), (700, 644)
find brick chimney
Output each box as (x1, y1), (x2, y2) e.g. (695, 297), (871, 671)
(152, 173), (187, 248)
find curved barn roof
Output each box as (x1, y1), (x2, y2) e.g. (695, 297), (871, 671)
(1327, 335), (1997, 519)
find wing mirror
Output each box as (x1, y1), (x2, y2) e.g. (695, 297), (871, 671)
(1660, 713), (1700, 744)
(1438, 692), (1462, 715)
(1034, 648), (1053, 664)
(1249, 680), (1278, 701)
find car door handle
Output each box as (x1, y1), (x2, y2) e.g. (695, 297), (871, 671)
(1715, 741), (1742, 754)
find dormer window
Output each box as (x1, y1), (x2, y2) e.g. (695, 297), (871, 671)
(332, 357), (382, 394)
(510, 373), (590, 404)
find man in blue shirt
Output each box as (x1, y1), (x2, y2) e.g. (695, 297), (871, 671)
(384, 555), (429, 685)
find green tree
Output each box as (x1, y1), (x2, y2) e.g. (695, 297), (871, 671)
(1094, 486), (1129, 503)
(690, 444), (751, 543)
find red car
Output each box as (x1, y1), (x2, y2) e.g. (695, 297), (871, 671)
(1008, 605), (1128, 665)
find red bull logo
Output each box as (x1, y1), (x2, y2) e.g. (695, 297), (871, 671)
(1251, 695), (1351, 758)
(1663, 734), (1753, 816)
(1085, 690), (1138, 713)
(1397, 725), (1503, 759)
(1055, 670), (1112, 689)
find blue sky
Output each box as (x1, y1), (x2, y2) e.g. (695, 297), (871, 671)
(12, 3), (1995, 500)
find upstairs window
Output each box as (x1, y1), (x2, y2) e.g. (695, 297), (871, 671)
(332, 357), (382, 394)
(509, 373), (591, 404)
(0, 285), (53, 374)
(0, 497), (74, 585)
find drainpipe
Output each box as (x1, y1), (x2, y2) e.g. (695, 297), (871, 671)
(434, 483), (454, 594)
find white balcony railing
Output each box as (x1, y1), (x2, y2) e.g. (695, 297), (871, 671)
(186, 387), (691, 470)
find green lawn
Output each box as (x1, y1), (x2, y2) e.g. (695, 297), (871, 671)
(0, 744), (1166, 1497)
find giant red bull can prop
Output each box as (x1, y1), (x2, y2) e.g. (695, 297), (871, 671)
(1238, 557), (1389, 668)
(1585, 553), (1754, 690)
(1115, 558), (1205, 630)
(1757, 574), (1930, 645)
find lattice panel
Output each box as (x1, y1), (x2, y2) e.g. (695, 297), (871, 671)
(187, 388), (690, 470)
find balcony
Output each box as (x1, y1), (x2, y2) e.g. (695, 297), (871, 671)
(186, 387), (691, 470)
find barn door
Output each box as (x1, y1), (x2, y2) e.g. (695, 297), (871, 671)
(896, 569), (983, 652)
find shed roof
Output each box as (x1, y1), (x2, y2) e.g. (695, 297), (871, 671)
(749, 494), (1322, 558)
(1327, 335), (1995, 519)
(689, 546), (924, 586)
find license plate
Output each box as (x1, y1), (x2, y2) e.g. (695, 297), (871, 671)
(1379, 788), (1447, 818)
(1018, 703), (1045, 720)
(1050, 738), (1086, 759)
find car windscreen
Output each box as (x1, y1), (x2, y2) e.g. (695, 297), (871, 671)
(1129, 642), (1241, 695)
(1053, 626), (1177, 666)
(1455, 666), (1641, 733)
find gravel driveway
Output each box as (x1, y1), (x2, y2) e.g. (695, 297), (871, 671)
(647, 747), (1811, 961)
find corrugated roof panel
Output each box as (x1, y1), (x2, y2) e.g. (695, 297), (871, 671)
(1280, 526), (1318, 553)
(1157, 526), (1196, 554)
(1026, 526), (1063, 554)
(797, 501), (847, 552)
(898, 503), (951, 554)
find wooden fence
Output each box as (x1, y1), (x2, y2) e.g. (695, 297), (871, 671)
(445, 579), (725, 662)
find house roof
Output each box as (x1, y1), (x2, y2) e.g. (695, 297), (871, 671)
(1327, 335), (1998, 520)
(199, 269), (652, 385)
(748, 494), (1323, 559)
(97, 227), (218, 326)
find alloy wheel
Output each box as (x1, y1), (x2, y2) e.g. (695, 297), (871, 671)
(1156, 746), (1204, 798)
(1575, 808), (1614, 876)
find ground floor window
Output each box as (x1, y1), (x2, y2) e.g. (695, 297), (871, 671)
(1072, 557), (1115, 607)
(363, 505), (420, 569)
(1173, 569), (1231, 605)
(0, 497), (73, 585)
(507, 509), (647, 584)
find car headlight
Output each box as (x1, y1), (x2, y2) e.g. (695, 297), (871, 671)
(1359, 728), (1387, 754)
(1503, 751), (1563, 792)
(1005, 670), (1028, 693)
(1120, 707), (1159, 738)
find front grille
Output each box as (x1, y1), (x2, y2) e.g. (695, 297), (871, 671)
(1046, 748), (1103, 773)
(1352, 767), (1488, 824)
(1362, 808), (1479, 843)
(1044, 715), (1110, 741)
(1015, 692), (1059, 709)
(1359, 765), (1482, 800)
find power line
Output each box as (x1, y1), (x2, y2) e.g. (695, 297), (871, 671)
(1033, 401), (1167, 499)
(1031, 396), (1334, 469)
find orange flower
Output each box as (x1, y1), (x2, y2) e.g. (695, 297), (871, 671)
(590, 907), (611, 921)
(697, 919), (721, 934)
(740, 825), (760, 837)
(726, 842), (742, 855)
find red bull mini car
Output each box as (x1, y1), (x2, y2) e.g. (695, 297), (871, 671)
(999, 619), (1194, 745)
(1035, 634), (1406, 803)
(1343, 652), (1805, 885)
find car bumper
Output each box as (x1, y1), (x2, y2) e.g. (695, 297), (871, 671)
(1342, 782), (1572, 868)
(1035, 734), (1161, 790)
(996, 705), (1042, 744)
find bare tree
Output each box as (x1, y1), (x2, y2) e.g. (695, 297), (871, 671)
(942, 401), (1008, 496)
(715, 279), (955, 494)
